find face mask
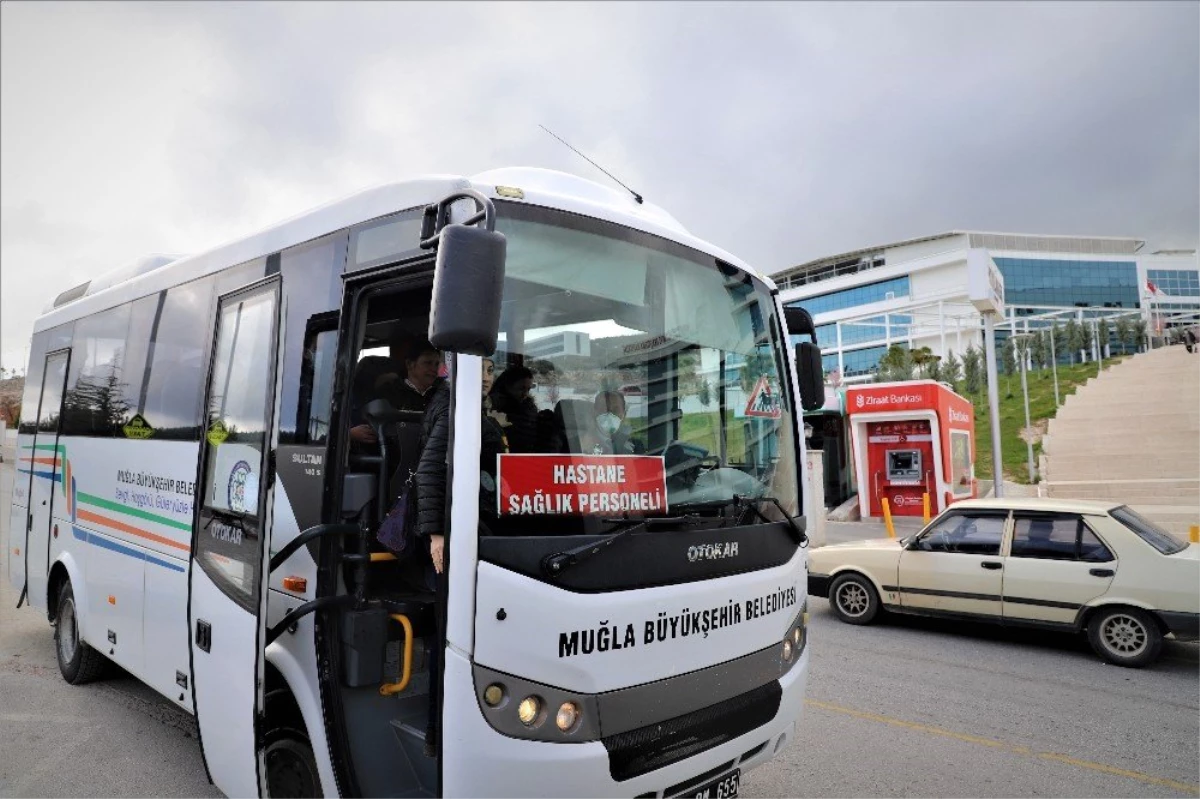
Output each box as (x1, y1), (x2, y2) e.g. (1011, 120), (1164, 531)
(596, 412), (622, 436)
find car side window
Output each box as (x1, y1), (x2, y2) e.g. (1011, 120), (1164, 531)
(1078, 525), (1114, 562)
(917, 513), (1005, 556)
(1011, 514), (1114, 562)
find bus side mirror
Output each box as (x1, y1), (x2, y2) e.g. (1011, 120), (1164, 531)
(795, 342), (825, 412)
(424, 191), (507, 356)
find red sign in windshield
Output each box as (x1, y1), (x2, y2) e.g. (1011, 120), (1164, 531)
(497, 454), (668, 516)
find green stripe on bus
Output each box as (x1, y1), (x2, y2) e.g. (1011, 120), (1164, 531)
(24, 444), (65, 453)
(75, 492), (193, 532)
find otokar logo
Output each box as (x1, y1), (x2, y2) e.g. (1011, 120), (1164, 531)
(688, 542), (740, 562)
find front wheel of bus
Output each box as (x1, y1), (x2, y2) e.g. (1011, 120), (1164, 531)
(55, 581), (108, 685)
(264, 734), (320, 798)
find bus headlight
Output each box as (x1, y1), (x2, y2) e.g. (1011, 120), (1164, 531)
(555, 701), (581, 732)
(782, 639), (794, 662)
(483, 683), (505, 707)
(517, 696), (542, 726)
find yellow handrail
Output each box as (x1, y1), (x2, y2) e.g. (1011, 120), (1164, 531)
(379, 614), (413, 696)
(370, 552), (397, 562)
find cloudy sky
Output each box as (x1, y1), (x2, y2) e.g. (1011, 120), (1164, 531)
(2, 1), (1197, 372)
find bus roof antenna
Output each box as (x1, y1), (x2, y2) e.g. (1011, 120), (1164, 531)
(539, 125), (643, 205)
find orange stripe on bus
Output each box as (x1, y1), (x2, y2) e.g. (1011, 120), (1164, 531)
(23, 457), (61, 466)
(75, 509), (191, 552)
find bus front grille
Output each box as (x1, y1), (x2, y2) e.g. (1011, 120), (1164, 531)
(600, 680), (782, 781)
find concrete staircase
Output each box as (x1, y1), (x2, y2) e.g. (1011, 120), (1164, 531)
(1041, 346), (1199, 537)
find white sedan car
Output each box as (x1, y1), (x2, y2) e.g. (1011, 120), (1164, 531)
(809, 498), (1199, 667)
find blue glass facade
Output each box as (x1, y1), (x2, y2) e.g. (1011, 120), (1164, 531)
(793, 275), (910, 317)
(1147, 269), (1200, 296)
(993, 258), (1138, 311)
(822, 345), (895, 377)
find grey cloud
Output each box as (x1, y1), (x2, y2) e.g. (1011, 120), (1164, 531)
(2, 1), (1196, 370)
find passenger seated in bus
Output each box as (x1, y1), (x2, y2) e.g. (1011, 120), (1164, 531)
(488, 365), (542, 453)
(413, 356), (507, 756)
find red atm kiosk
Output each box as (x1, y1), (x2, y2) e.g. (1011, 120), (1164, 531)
(846, 381), (977, 518)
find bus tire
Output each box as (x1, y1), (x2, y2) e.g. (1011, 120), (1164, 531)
(264, 732), (320, 798)
(55, 581), (108, 685)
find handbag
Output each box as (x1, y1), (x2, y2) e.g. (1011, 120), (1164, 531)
(376, 475), (415, 555)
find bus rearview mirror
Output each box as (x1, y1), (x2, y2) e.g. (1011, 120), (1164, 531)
(429, 224), (507, 356)
(795, 342), (825, 412)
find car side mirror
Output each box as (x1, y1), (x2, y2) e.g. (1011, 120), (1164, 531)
(423, 190), (507, 356)
(795, 342), (825, 412)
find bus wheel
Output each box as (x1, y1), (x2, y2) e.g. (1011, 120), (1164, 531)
(55, 581), (108, 685)
(264, 734), (320, 798)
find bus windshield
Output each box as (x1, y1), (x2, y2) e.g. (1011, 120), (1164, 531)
(480, 202), (799, 537)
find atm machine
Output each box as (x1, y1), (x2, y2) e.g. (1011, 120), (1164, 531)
(846, 381), (976, 519)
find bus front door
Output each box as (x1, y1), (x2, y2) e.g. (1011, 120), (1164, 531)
(188, 280), (281, 798)
(22, 350), (70, 611)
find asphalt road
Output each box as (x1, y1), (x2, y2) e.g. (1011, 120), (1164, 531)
(1, 450), (1196, 798)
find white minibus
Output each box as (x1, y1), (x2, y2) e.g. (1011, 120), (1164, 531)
(8, 167), (825, 797)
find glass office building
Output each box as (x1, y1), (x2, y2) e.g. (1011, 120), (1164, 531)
(778, 231), (1199, 382)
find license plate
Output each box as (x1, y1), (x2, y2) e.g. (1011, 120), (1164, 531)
(683, 769), (740, 799)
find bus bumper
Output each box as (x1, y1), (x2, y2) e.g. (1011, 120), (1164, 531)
(441, 645), (809, 797)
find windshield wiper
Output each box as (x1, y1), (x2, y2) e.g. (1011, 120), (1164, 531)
(734, 494), (807, 545)
(541, 515), (702, 578)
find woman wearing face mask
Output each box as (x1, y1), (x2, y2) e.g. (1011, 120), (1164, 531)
(412, 357), (507, 756)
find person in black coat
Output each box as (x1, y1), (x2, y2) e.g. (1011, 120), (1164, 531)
(488, 365), (540, 453)
(413, 356), (507, 755)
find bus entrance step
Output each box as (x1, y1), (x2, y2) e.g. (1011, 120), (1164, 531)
(389, 716), (437, 794)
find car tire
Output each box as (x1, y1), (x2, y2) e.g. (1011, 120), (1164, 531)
(55, 581), (109, 685)
(264, 732), (320, 798)
(1087, 606), (1163, 668)
(829, 573), (881, 625)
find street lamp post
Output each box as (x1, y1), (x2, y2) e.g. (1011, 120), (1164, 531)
(982, 313), (1005, 498)
(1017, 336), (1035, 483)
(1048, 322), (1060, 406)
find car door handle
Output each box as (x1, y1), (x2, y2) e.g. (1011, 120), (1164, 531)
(981, 561), (1003, 570)
(1089, 568), (1114, 578)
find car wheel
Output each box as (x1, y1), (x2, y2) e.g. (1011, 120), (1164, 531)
(55, 581), (109, 685)
(829, 573), (881, 625)
(1087, 607), (1163, 668)
(265, 733), (320, 798)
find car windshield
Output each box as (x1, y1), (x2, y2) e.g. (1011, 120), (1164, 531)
(478, 201), (799, 536)
(1110, 506), (1188, 555)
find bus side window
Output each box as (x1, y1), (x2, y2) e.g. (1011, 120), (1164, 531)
(298, 328), (338, 445)
(142, 277), (215, 440)
(62, 304), (132, 437)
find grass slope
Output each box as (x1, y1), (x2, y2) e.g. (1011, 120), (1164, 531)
(965, 356), (1126, 484)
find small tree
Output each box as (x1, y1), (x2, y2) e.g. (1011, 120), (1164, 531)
(1051, 323), (1067, 364)
(1097, 318), (1111, 358)
(1064, 319), (1085, 363)
(942, 351), (963, 390)
(1115, 317), (1131, 355)
(875, 344), (913, 382)
(1130, 318), (1147, 353)
(962, 344), (983, 400)
(1031, 330), (1048, 371)
(698, 378), (712, 407)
